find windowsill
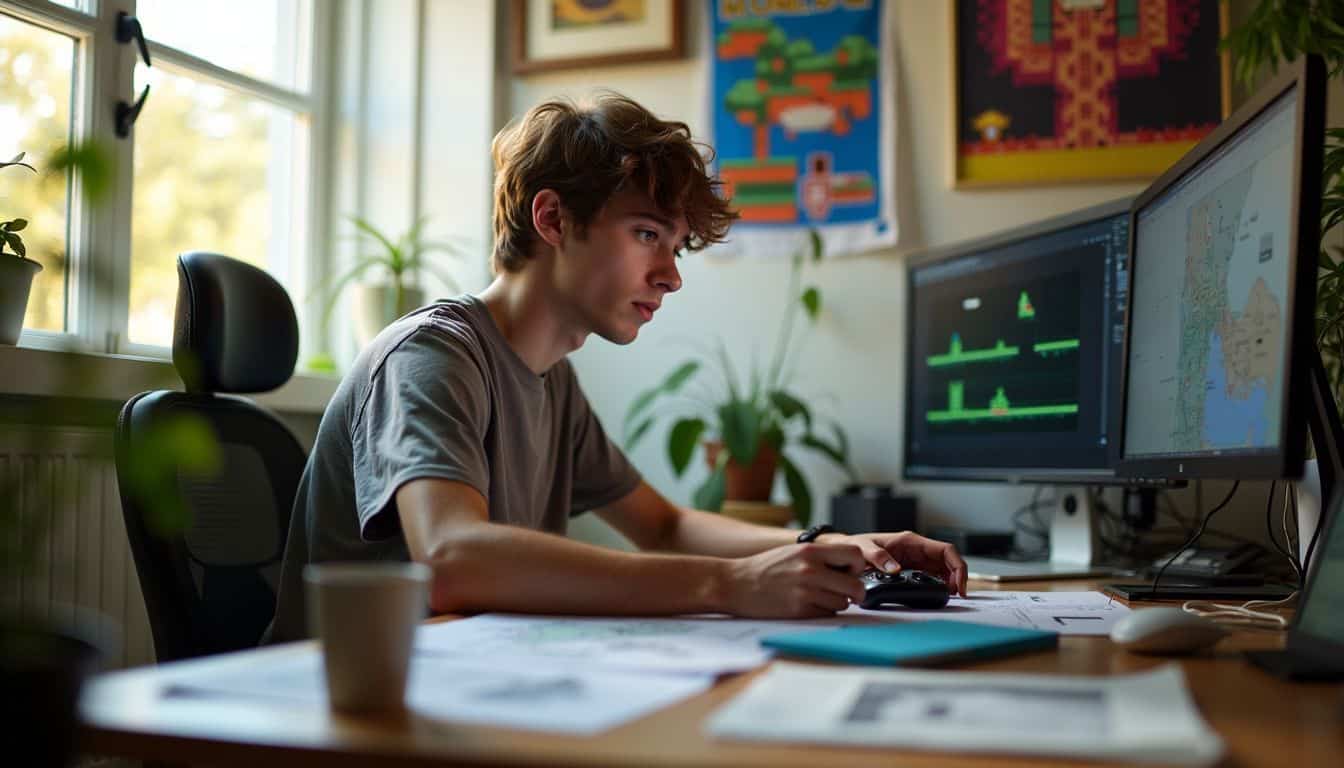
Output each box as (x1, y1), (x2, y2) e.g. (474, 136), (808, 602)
(0, 344), (339, 415)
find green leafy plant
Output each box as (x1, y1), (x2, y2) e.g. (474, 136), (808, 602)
(315, 214), (467, 333)
(623, 230), (858, 526)
(1, 152), (38, 259)
(1222, 1), (1344, 406)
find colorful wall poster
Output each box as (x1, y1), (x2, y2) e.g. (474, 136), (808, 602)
(954, 0), (1228, 187)
(710, 0), (896, 258)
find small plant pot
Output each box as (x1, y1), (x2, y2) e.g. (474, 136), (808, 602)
(704, 440), (779, 502)
(0, 256), (42, 345)
(353, 283), (425, 348)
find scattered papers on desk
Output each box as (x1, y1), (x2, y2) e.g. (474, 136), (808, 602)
(707, 662), (1224, 766)
(165, 650), (713, 734)
(416, 614), (824, 676)
(846, 590), (1130, 636)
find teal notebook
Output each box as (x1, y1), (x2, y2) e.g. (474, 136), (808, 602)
(761, 620), (1058, 666)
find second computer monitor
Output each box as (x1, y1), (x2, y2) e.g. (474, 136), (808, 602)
(904, 198), (1132, 483)
(1119, 56), (1325, 480)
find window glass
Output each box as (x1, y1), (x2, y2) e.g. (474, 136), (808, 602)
(0, 12), (76, 333)
(134, 0), (311, 91)
(128, 66), (308, 346)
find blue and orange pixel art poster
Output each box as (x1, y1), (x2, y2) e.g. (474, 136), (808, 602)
(710, 0), (896, 257)
(955, 0), (1227, 186)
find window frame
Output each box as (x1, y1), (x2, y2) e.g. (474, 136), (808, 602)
(3, 0), (335, 361)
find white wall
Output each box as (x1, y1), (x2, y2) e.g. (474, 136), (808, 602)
(510, 2), (1150, 538)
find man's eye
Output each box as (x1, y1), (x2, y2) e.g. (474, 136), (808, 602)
(636, 229), (657, 243)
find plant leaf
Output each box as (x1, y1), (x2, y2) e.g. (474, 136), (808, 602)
(692, 466), (726, 512)
(4, 218), (26, 232)
(808, 228), (823, 262)
(4, 231), (26, 257)
(778, 452), (812, 528)
(799, 433), (846, 467)
(768, 389), (812, 433)
(623, 360), (699, 429)
(800, 287), (821, 320)
(667, 418), (706, 476)
(625, 415), (656, 451)
(718, 400), (761, 465)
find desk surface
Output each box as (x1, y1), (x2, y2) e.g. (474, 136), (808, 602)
(80, 580), (1344, 768)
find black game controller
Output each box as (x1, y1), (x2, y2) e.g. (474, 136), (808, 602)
(859, 569), (950, 609)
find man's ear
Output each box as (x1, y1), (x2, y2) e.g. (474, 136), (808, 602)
(531, 189), (566, 249)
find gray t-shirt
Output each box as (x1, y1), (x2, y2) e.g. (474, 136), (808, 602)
(266, 295), (642, 642)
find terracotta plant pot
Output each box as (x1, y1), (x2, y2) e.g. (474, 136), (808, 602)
(704, 439), (778, 502)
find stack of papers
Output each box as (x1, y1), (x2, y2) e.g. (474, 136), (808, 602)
(707, 662), (1224, 766)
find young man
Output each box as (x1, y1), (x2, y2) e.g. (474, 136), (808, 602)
(265, 94), (965, 643)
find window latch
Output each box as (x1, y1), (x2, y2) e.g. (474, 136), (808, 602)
(116, 85), (150, 138)
(115, 12), (151, 67)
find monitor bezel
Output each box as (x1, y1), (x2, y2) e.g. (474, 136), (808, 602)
(902, 197), (1135, 485)
(1116, 56), (1326, 481)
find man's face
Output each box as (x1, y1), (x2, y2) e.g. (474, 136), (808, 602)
(554, 188), (688, 344)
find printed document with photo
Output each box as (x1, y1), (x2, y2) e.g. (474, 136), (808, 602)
(707, 662), (1223, 766)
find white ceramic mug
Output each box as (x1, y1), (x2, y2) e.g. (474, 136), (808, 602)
(304, 561), (431, 713)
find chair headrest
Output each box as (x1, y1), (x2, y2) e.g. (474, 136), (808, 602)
(173, 252), (298, 394)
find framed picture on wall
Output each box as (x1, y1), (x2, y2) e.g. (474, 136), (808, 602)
(511, 0), (686, 75)
(951, 0), (1231, 188)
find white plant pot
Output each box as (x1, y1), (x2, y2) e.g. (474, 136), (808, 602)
(1295, 458), (1323, 567)
(0, 256), (42, 345)
(352, 282), (424, 348)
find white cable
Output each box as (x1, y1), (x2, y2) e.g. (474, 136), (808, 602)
(1181, 593), (1297, 631)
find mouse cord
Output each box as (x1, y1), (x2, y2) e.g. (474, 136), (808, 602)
(1150, 480), (1240, 597)
(1181, 592), (1296, 631)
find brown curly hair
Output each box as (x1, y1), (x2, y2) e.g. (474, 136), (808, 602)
(491, 93), (738, 273)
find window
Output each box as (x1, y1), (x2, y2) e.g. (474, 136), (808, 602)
(0, 10), (76, 333)
(2, 0), (327, 356)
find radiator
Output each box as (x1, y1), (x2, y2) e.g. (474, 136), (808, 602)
(2, 427), (155, 669)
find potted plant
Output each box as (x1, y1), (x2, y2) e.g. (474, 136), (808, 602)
(317, 215), (467, 349)
(0, 152), (44, 345)
(623, 230), (858, 527)
(1222, 2), (1344, 563)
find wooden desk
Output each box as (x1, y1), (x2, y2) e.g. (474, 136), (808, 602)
(80, 580), (1344, 767)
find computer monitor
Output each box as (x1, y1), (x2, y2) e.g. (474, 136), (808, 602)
(904, 197), (1132, 485)
(1118, 55), (1327, 483)
(904, 198), (1141, 577)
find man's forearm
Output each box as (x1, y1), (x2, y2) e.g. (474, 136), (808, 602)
(651, 507), (801, 558)
(420, 521), (732, 616)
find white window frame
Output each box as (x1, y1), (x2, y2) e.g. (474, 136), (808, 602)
(3, 0), (335, 361)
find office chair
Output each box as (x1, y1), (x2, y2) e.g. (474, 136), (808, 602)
(115, 252), (306, 662)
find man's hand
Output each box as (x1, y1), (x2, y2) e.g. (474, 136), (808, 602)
(826, 531), (969, 597)
(721, 543), (867, 619)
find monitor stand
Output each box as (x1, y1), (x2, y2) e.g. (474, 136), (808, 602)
(964, 487), (1116, 582)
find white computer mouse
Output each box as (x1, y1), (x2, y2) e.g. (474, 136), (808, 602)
(1110, 607), (1228, 654)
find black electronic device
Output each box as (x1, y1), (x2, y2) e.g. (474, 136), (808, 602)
(1117, 56), (1328, 483)
(1108, 56), (1340, 604)
(904, 197), (1134, 485)
(1102, 582), (1294, 602)
(1145, 542), (1262, 581)
(1244, 482), (1344, 680)
(858, 569), (950, 610)
(830, 484), (917, 534)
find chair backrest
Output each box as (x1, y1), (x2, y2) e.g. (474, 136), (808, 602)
(114, 252), (306, 662)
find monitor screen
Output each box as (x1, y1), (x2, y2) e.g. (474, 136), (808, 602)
(904, 199), (1131, 482)
(1119, 56), (1324, 479)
